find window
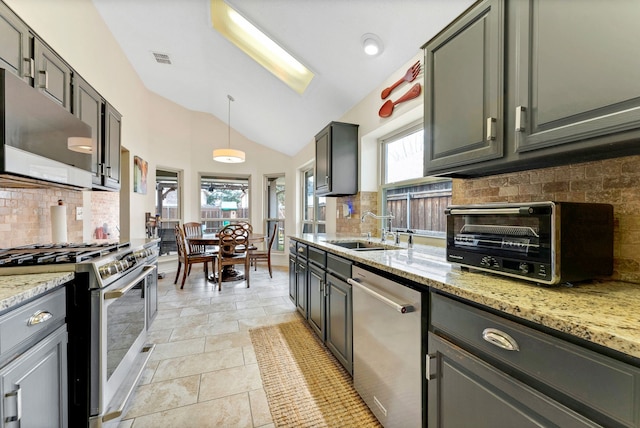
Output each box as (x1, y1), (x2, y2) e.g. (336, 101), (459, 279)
(265, 175), (285, 252)
(199, 175), (250, 234)
(301, 167), (326, 234)
(155, 168), (182, 255)
(381, 124), (451, 236)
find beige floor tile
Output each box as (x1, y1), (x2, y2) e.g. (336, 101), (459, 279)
(150, 313), (209, 331)
(208, 306), (267, 323)
(123, 375), (200, 419)
(169, 320), (239, 341)
(149, 337), (205, 362)
(204, 330), (252, 352)
(249, 389), (273, 427)
(199, 364), (262, 401)
(128, 393), (253, 428)
(242, 345), (256, 364)
(153, 347), (244, 381)
(124, 268), (294, 426)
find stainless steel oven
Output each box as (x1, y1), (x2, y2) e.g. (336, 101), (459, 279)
(0, 239), (159, 427)
(445, 201), (613, 284)
(68, 240), (158, 427)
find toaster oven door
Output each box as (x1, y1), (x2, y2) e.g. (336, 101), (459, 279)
(445, 204), (554, 281)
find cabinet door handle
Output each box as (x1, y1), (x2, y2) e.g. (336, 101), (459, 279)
(325, 175), (329, 185)
(38, 70), (49, 89)
(4, 385), (22, 423)
(27, 310), (53, 326)
(425, 354), (436, 380)
(106, 166), (112, 177)
(23, 58), (34, 78)
(482, 328), (520, 351)
(486, 117), (497, 141)
(515, 106), (526, 132)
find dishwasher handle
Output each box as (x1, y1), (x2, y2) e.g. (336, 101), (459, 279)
(347, 278), (414, 314)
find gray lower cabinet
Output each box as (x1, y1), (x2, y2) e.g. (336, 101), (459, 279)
(0, 287), (68, 428)
(288, 255), (296, 304)
(0, 325), (67, 428)
(325, 272), (352, 374)
(307, 263), (325, 338)
(427, 332), (599, 428)
(429, 292), (640, 428)
(295, 258), (307, 317)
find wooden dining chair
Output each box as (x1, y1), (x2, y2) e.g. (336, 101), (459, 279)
(250, 223), (278, 277)
(183, 222), (204, 253)
(174, 225), (216, 289)
(216, 224), (250, 291)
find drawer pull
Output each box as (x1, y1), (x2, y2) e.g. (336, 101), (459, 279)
(27, 310), (53, 326)
(482, 328), (519, 351)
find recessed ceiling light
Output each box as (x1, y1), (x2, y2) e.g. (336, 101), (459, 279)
(362, 33), (383, 56)
(210, 0), (314, 94)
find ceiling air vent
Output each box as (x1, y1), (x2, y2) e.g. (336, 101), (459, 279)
(152, 52), (172, 65)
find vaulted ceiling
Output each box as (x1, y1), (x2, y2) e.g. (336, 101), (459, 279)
(91, 0), (474, 156)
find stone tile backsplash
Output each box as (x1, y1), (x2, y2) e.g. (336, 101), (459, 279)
(452, 154), (640, 284)
(0, 187), (119, 247)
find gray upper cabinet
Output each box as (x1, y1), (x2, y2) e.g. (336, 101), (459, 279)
(424, 0), (504, 174)
(423, 0), (640, 177)
(0, 1), (30, 82)
(33, 37), (72, 112)
(73, 73), (104, 187)
(103, 102), (122, 190)
(512, 0), (640, 153)
(315, 122), (359, 197)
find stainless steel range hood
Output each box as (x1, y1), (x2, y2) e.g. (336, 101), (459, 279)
(0, 68), (92, 189)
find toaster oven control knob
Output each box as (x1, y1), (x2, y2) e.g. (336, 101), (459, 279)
(481, 256), (496, 267)
(518, 262), (530, 274)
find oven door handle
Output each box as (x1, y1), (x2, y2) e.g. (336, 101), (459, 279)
(104, 265), (156, 300)
(446, 207), (529, 215)
(348, 278), (414, 314)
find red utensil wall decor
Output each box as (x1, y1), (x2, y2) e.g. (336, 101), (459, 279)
(381, 60), (421, 100)
(378, 83), (422, 118)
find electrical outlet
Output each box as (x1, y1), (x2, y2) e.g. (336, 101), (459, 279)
(76, 207), (83, 220)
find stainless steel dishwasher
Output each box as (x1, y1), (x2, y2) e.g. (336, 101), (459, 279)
(348, 265), (421, 428)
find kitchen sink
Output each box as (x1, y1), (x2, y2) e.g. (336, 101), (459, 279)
(329, 240), (402, 251)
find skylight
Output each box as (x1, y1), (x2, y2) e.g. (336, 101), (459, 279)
(210, 0), (314, 94)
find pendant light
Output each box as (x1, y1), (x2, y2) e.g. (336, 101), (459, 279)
(67, 136), (94, 154)
(213, 94), (245, 163)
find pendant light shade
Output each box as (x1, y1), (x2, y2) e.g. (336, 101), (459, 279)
(212, 148), (245, 163)
(213, 94), (246, 163)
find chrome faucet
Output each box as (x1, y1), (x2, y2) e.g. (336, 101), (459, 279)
(361, 211), (395, 242)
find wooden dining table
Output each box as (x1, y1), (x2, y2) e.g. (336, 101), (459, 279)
(187, 233), (265, 282)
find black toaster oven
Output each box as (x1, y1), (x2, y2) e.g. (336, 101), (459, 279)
(445, 202), (613, 284)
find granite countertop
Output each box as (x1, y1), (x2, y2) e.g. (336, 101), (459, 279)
(292, 234), (640, 362)
(0, 272), (73, 313)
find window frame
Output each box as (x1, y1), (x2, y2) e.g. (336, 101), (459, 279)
(380, 123), (451, 237)
(198, 173), (251, 234)
(264, 174), (285, 252)
(301, 166), (326, 234)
